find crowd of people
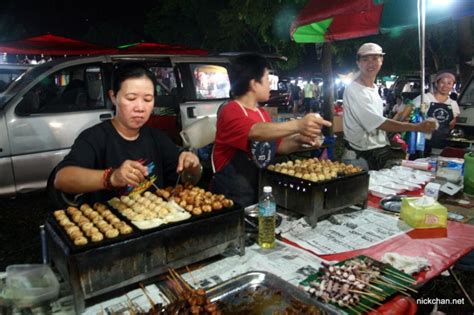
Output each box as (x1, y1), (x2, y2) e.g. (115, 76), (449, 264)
(52, 44), (463, 206)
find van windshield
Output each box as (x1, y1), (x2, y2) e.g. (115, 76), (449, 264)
(0, 67), (29, 93)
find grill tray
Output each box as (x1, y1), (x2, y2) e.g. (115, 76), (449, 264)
(260, 169), (369, 226)
(46, 204), (245, 313)
(206, 271), (342, 314)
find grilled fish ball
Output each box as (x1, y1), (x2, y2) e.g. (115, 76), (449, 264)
(143, 191), (152, 197)
(80, 203), (92, 212)
(105, 229), (119, 238)
(63, 222), (75, 229)
(91, 232), (104, 242)
(185, 196), (195, 205)
(158, 208), (169, 217)
(202, 205), (212, 212)
(59, 218), (71, 226)
(74, 236), (88, 246)
(159, 189), (171, 199)
(179, 200), (187, 208)
(192, 208), (202, 216)
(212, 201), (223, 210)
(119, 225), (133, 234)
(85, 227), (100, 237)
(222, 199), (234, 208)
(69, 230), (83, 240)
(185, 204), (194, 212)
(267, 164), (275, 171)
(67, 206), (79, 215)
(54, 210), (66, 218)
(81, 222), (94, 232)
(72, 212), (84, 223)
(66, 225), (80, 235)
(78, 217), (90, 226)
(82, 208), (93, 217)
(96, 220), (108, 229)
(94, 203), (107, 211)
(87, 211), (100, 220)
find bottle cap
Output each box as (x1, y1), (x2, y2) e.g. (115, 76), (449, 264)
(263, 186), (272, 193)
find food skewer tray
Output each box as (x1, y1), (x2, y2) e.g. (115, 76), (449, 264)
(301, 255), (417, 315)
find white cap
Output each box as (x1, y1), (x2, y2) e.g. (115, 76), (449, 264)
(263, 186), (272, 193)
(357, 43), (385, 56)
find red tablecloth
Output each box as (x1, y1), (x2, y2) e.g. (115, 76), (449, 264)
(282, 189), (474, 315)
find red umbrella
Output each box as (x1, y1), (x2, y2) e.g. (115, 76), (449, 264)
(117, 42), (208, 55)
(291, 0), (473, 43)
(0, 34), (116, 55)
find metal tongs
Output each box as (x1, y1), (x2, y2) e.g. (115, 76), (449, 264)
(171, 171), (182, 199)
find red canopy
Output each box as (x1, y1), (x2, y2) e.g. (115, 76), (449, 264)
(117, 42), (208, 55)
(0, 34), (117, 55)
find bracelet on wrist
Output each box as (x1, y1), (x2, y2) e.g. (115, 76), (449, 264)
(102, 167), (115, 190)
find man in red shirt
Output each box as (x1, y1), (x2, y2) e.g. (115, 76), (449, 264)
(211, 54), (331, 206)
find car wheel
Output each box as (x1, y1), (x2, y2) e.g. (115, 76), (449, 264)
(46, 169), (82, 209)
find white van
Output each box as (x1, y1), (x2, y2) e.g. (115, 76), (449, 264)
(0, 55), (233, 202)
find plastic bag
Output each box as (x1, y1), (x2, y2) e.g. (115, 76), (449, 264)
(400, 196), (447, 229)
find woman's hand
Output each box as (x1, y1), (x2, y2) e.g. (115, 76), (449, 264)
(110, 160), (148, 187)
(177, 151), (200, 173)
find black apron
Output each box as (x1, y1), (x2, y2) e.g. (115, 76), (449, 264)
(211, 104), (277, 207)
(426, 101), (453, 150)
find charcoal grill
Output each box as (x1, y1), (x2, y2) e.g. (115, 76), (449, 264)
(45, 205), (245, 313)
(260, 169), (369, 226)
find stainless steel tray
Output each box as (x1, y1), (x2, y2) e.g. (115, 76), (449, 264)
(206, 271), (343, 314)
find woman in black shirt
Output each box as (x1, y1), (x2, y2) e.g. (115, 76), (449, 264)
(54, 63), (201, 203)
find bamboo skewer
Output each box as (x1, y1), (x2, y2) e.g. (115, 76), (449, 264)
(383, 269), (416, 283)
(349, 289), (385, 301)
(359, 300), (380, 313)
(139, 283), (156, 312)
(380, 276), (418, 293)
(346, 305), (362, 315)
(186, 265), (198, 286)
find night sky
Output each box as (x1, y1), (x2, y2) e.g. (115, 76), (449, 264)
(0, 0), (154, 39)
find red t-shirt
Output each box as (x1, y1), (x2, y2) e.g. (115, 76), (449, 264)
(212, 101), (276, 172)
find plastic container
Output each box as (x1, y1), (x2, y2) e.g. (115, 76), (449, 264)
(5, 264), (59, 308)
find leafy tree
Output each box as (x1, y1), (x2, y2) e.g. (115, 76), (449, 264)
(145, 0), (307, 70)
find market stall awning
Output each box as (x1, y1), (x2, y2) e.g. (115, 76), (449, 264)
(290, 0), (474, 43)
(117, 42), (208, 55)
(0, 34), (117, 55)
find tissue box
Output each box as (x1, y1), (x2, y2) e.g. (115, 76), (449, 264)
(400, 197), (447, 229)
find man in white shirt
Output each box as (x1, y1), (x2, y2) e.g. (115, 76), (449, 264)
(342, 43), (437, 170)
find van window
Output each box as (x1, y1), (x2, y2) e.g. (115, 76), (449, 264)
(191, 64), (230, 99)
(16, 64), (105, 115)
(0, 67), (29, 92)
(149, 66), (177, 96)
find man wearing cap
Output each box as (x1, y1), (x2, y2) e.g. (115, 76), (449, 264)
(342, 43), (437, 170)
(413, 71), (459, 154)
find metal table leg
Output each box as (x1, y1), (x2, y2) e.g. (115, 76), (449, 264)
(448, 266), (474, 307)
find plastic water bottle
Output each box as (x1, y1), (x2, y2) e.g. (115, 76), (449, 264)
(258, 186), (276, 249)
